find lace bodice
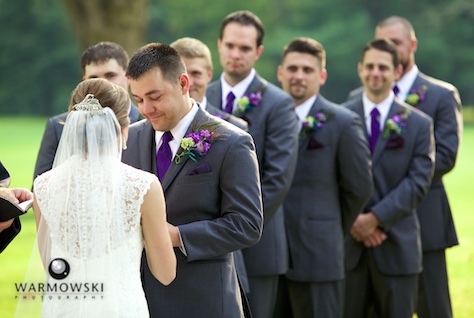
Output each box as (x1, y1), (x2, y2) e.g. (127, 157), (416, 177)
(35, 157), (154, 258)
(33, 157), (156, 317)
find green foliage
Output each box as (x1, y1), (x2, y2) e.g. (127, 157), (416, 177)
(0, 0), (473, 114)
(143, 0), (474, 105)
(0, 0), (81, 115)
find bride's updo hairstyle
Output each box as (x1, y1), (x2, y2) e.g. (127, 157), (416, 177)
(51, 78), (131, 166)
(68, 78), (131, 129)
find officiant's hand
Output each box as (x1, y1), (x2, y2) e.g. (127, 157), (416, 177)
(0, 187), (32, 205)
(0, 187), (31, 233)
(0, 219), (14, 233)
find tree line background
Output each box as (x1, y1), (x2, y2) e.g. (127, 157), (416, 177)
(1, 0), (473, 116)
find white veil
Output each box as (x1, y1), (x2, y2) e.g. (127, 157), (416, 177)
(15, 95), (142, 317)
(52, 93), (123, 167)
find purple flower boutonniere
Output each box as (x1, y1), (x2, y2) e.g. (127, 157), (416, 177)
(406, 84), (428, 106)
(300, 112), (326, 139)
(234, 91), (263, 116)
(382, 109), (411, 140)
(175, 130), (214, 164)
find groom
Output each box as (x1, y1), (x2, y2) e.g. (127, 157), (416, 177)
(122, 43), (263, 318)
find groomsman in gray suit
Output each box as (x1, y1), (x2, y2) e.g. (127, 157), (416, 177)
(170, 37), (248, 132)
(276, 37), (373, 318)
(206, 10), (299, 318)
(348, 17), (462, 317)
(123, 43), (263, 318)
(33, 41), (140, 179)
(374, 16), (462, 318)
(343, 39), (435, 317)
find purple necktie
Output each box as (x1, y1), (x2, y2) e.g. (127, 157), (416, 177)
(156, 131), (173, 180)
(369, 108), (380, 153)
(393, 85), (400, 97)
(224, 91), (235, 114)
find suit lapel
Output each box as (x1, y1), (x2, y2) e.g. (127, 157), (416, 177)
(406, 73), (427, 107)
(372, 101), (402, 162)
(351, 100), (369, 142)
(410, 74), (424, 93)
(207, 83), (223, 109)
(207, 73), (267, 118)
(245, 74), (268, 97)
(138, 122), (157, 174)
(233, 74), (268, 119)
(300, 97), (324, 152)
(160, 109), (207, 192)
(161, 150), (189, 192)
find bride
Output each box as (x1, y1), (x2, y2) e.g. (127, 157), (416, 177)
(17, 78), (176, 317)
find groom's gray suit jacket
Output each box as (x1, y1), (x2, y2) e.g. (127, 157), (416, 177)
(206, 102), (249, 132)
(344, 98), (435, 275)
(207, 74), (298, 277)
(122, 108), (263, 318)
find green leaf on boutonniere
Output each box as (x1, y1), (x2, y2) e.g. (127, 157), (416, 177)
(233, 88), (264, 116)
(300, 112), (327, 139)
(406, 84), (428, 106)
(382, 109), (411, 139)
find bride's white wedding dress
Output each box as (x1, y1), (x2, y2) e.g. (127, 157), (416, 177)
(33, 157), (155, 318)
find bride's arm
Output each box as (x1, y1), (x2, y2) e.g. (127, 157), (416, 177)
(141, 179), (177, 286)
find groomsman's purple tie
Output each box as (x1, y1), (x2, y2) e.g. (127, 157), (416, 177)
(369, 108), (380, 153)
(156, 131), (173, 180)
(393, 84), (400, 97)
(224, 91), (235, 114)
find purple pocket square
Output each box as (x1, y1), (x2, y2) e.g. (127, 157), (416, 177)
(307, 136), (324, 150)
(189, 163), (211, 175)
(385, 136), (404, 149)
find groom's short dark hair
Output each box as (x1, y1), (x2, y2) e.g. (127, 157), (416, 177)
(126, 43), (186, 84)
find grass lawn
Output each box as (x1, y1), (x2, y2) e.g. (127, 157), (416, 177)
(0, 116), (473, 317)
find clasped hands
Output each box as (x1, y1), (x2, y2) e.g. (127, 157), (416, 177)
(350, 212), (387, 248)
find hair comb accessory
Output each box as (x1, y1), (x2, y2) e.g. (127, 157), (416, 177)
(73, 94), (105, 116)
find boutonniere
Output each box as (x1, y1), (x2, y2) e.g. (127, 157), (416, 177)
(175, 130), (214, 164)
(406, 84), (428, 106)
(234, 90), (263, 116)
(382, 109), (411, 140)
(300, 112), (326, 139)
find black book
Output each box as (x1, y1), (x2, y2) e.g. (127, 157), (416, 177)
(0, 195), (33, 221)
